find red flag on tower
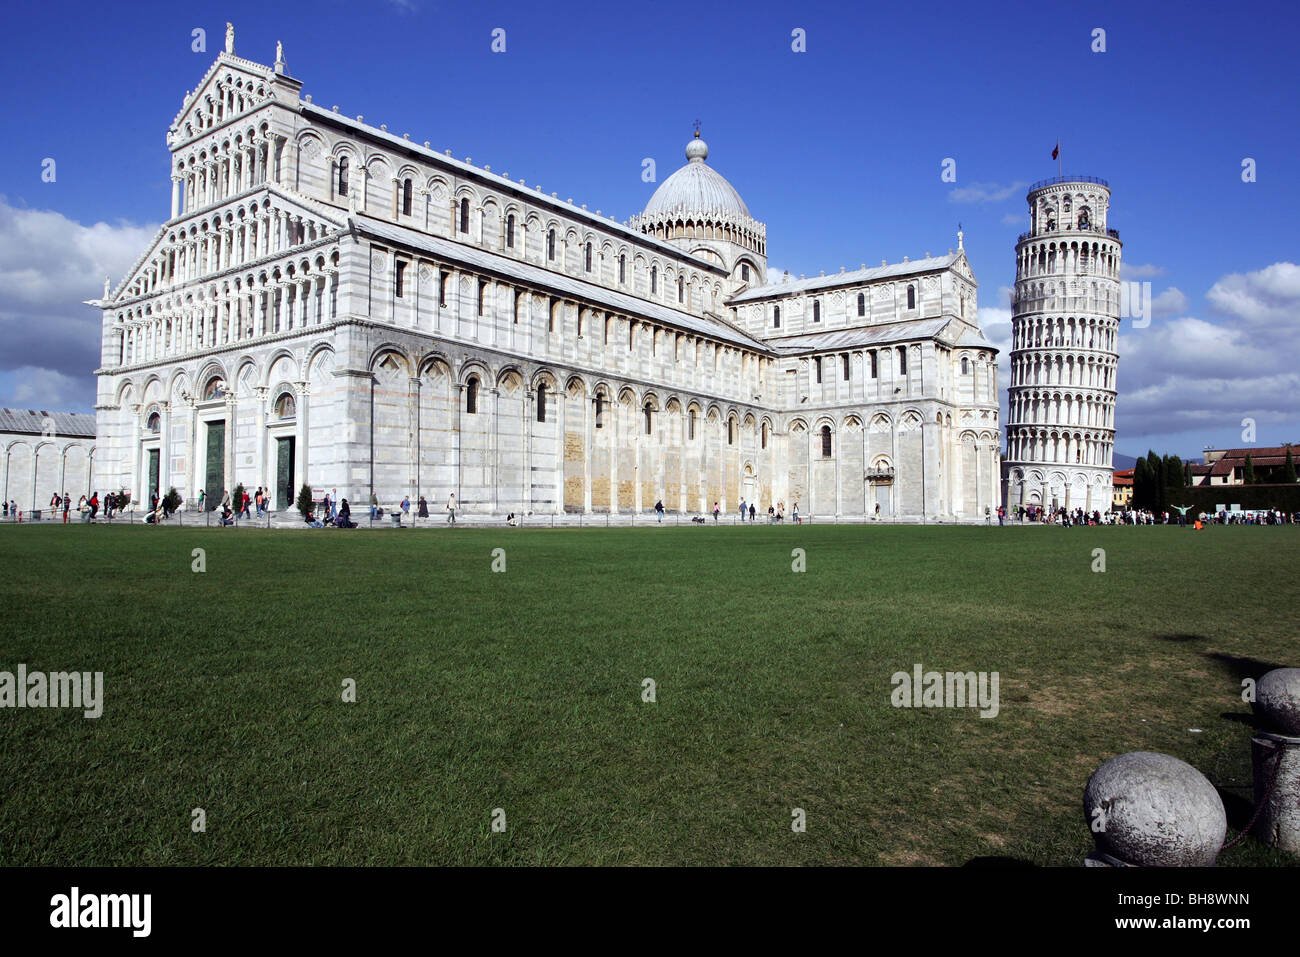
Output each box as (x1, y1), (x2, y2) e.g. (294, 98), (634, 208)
(1051, 140), (1060, 160)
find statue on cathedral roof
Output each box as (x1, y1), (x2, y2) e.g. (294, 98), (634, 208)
(225, 23), (235, 55)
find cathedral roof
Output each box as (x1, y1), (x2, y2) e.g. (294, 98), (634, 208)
(731, 253), (965, 303)
(0, 408), (96, 438)
(642, 134), (752, 221)
(763, 317), (952, 355)
(355, 217), (770, 352)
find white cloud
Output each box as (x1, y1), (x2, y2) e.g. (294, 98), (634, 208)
(1151, 287), (1189, 317)
(948, 181), (1029, 204)
(765, 265), (793, 285)
(0, 195), (158, 408)
(1001, 213), (1023, 226)
(1206, 262), (1300, 326)
(3, 366), (87, 409)
(1121, 262), (1165, 280)
(1114, 266), (1300, 438)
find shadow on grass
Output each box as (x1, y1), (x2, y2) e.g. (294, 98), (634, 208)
(1153, 633), (1205, 643)
(1203, 651), (1290, 682)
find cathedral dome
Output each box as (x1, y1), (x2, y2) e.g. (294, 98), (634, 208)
(643, 133), (751, 219)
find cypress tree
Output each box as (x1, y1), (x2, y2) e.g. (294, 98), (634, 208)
(1147, 451), (1166, 513)
(1133, 457), (1150, 510)
(1282, 448), (1297, 484)
(1243, 453), (1256, 485)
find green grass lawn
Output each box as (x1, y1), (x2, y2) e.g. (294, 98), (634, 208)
(0, 522), (1295, 866)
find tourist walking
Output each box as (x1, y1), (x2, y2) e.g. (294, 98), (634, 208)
(738, 498), (746, 523)
(446, 493), (457, 524)
(655, 499), (664, 523)
(712, 501), (720, 523)
(89, 492), (99, 519)
(793, 502), (800, 525)
(330, 490), (339, 522)
(418, 496), (428, 518)
(369, 491), (378, 521)
(749, 503), (756, 522)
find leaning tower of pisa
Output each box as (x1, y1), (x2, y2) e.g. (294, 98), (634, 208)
(1003, 177), (1121, 514)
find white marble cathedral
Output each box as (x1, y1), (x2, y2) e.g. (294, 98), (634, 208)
(92, 31), (1002, 520)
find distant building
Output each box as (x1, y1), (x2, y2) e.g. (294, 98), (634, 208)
(0, 408), (97, 512)
(1192, 445), (1298, 486)
(1111, 467), (1133, 509)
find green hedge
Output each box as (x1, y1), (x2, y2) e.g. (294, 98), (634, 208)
(1176, 483), (1300, 513)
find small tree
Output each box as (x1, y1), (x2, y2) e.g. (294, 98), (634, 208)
(1282, 448), (1297, 484)
(1243, 454), (1256, 485)
(296, 483), (315, 521)
(163, 487), (182, 514)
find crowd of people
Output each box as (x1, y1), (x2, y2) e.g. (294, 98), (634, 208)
(1006, 504), (1300, 527)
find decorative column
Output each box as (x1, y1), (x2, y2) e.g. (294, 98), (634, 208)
(159, 401), (172, 494)
(582, 390), (592, 514)
(523, 387), (533, 515)
(223, 391), (236, 496)
(294, 381), (310, 497)
(171, 176), (181, 219)
(554, 386), (566, 515)
(253, 388), (268, 494)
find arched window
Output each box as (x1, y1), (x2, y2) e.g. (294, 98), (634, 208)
(506, 214), (515, 248)
(465, 376), (479, 414)
(773, 305), (781, 328)
(337, 156), (349, 196)
(897, 346), (907, 375)
(741, 263), (750, 282)
(547, 229), (555, 260)
(727, 419), (735, 445)
(688, 409), (696, 440)
(858, 292), (865, 316)
(203, 376), (224, 400)
(618, 254), (625, 284)
(146, 411), (161, 433)
(813, 300), (821, 323)
(869, 350), (878, 378)
(821, 425), (832, 458)
(594, 393), (604, 429)
(274, 392), (296, 419)
(678, 277), (685, 303)
(585, 243), (592, 272)
(650, 265), (657, 294)
(395, 261), (406, 298)
(814, 357), (823, 384)
(402, 178), (412, 216)
(459, 198), (470, 234)
(961, 356), (969, 374)
(842, 354), (850, 380)
(477, 280), (487, 316)
(906, 285), (916, 310)
(761, 422), (768, 449)
(644, 403), (653, 435)
(536, 382), (547, 423)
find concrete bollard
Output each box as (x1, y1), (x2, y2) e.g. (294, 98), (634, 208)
(1083, 751), (1227, 866)
(1250, 668), (1300, 856)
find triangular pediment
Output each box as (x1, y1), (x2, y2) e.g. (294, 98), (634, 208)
(168, 53), (276, 148)
(106, 185), (348, 305)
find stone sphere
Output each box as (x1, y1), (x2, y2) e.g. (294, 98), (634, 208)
(1083, 752), (1226, 866)
(1254, 668), (1300, 736)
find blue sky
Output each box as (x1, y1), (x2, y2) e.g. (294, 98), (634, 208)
(1, 0), (1296, 461)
